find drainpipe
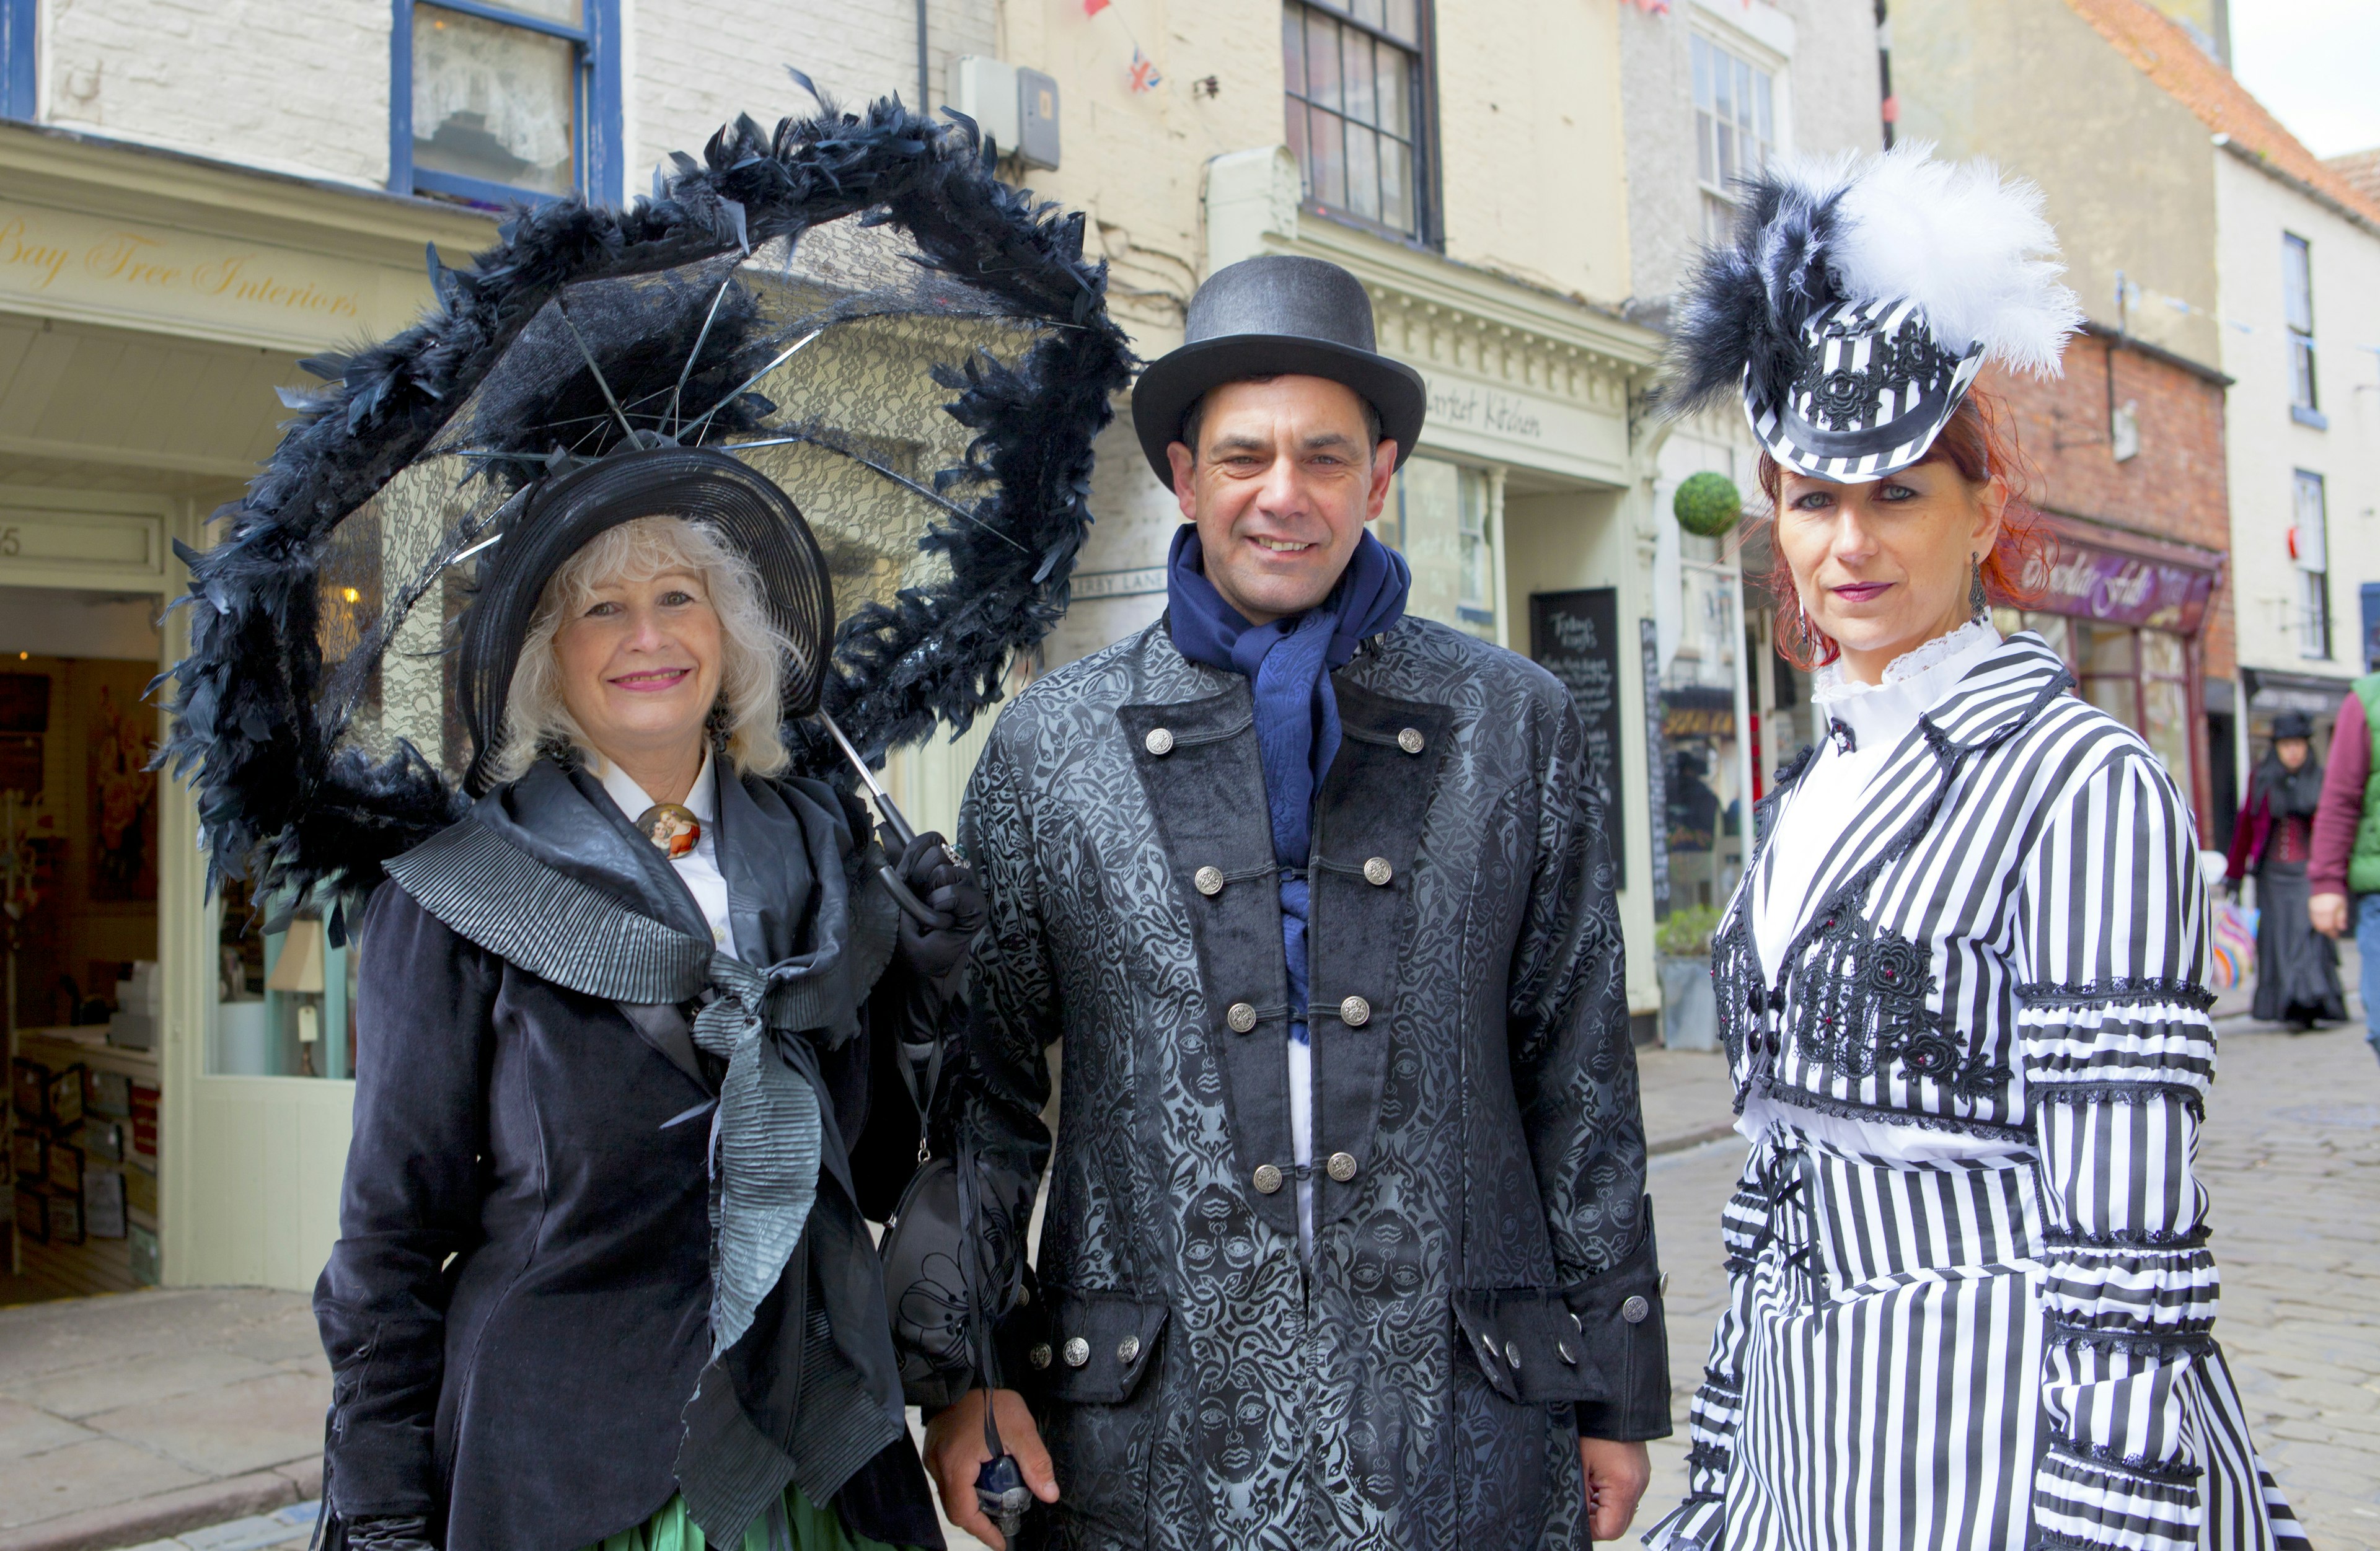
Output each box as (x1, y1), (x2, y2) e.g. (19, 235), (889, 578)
(916, 0), (930, 115)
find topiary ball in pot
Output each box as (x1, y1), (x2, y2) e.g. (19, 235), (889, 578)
(1672, 471), (1744, 538)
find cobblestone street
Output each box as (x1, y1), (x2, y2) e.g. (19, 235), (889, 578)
(1641, 1019), (2380, 1550)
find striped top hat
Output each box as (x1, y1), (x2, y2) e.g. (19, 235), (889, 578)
(1665, 143), (2081, 483)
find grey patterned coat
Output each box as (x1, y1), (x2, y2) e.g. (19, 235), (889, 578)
(948, 615), (1669, 1551)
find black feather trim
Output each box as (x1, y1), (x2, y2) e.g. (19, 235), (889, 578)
(1662, 170), (1844, 417)
(156, 95), (1132, 908)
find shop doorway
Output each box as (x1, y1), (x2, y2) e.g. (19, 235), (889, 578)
(2, 587), (166, 1303)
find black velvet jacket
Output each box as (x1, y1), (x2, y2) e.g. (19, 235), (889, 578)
(313, 760), (947, 1551)
(949, 618), (1667, 1551)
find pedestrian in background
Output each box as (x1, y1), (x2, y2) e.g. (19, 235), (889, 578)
(2307, 678), (2380, 1066)
(1644, 146), (2306, 1551)
(2228, 710), (2343, 1028)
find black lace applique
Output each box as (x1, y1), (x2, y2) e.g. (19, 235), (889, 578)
(1751, 1076), (2030, 1142)
(2029, 1079), (2207, 1114)
(1788, 314), (1961, 430)
(2045, 1438), (2205, 1488)
(2015, 977), (2218, 1012)
(1778, 910), (2012, 1098)
(1683, 1443), (1732, 1476)
(2042, 1225), (2211, 1251)
(2043, 1317), (2215, 1358)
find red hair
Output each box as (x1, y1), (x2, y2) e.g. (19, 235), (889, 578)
(1757, 386), (2050, 670)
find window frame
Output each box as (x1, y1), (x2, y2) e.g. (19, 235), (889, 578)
(0, 0), (35, 121)
(2283, 231), (2319, 417)
(1282, 0), (1439, 248)
(2293, 467), (2332, 660)
(1690, 27), (1782, 248)
(390, 0), (624, 209)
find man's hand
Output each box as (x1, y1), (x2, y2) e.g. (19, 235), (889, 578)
(922, 1388), (1058, 1550)
(2312, 891), (2350, 938)
(1580, 1436), (1651, 1543)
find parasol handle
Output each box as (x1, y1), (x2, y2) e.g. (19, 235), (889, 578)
(816, 710), (942, 926)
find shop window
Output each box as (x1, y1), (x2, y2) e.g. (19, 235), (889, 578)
(2041, 617), (2195, 794)
(2293, 468), (2331, 660)
(1393, 455), (1497, 641)
(1693, 32), (1776, 246)
(1282, 0), (1430, 241)
(0, 0), (34, 120)
(2283, 233), (2322, 426)
(391, 0), (622, 208)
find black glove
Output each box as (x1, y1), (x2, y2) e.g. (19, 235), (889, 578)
(891, 829), (988, 982)
(340, 1518), (438, 1551)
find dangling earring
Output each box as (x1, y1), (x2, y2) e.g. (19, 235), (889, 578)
(1969, 553), (1989, 622)
(704, 699), (732, 747)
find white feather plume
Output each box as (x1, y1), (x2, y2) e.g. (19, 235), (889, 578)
(1781, 141), (2083, 378)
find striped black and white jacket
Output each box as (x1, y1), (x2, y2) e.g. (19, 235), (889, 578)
(1655, 631), (2306, 1551)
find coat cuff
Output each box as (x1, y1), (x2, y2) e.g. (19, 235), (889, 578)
(2029, 1441), (2205, 1551)
(1565, 1197), (1672, 1441)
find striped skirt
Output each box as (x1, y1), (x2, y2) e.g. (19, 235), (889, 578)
(1647, 1123), (2308, 1550)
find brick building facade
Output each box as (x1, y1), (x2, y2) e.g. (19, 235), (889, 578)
(1984, 330), (2236, 838)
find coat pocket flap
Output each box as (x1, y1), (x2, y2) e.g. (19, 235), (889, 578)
(1040, 1288), (1170, 1405)
(1453, 1287), (1614, 1404)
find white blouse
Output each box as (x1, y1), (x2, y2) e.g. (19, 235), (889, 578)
(590, 748), (738, 959)
(1737, 617), (2003, 1161)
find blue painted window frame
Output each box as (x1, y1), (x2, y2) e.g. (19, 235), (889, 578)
(0, 0), (37, 120)
(391, 0), (622, 208)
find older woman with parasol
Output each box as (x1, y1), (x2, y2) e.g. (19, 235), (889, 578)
(156, 97), (1132, 1551)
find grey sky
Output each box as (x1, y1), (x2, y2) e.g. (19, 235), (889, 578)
(2231, 1), (2380, 160)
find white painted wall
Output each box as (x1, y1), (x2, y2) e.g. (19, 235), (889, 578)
(2215, 151), (2380, 682)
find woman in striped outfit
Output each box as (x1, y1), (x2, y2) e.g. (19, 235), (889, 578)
(1642, 146), (2307, 1551)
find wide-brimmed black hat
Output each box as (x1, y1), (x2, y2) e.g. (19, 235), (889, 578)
(1130, 255), (1426, 488)
(456, 445), (833, 795)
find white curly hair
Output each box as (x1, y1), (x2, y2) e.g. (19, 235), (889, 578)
(490, 515), (798, 783)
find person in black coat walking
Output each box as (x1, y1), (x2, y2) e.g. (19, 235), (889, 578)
(2226, 709), (2346, 1027)
(312, 449), (984, 1551)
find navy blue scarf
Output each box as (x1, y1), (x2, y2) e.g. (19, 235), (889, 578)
(1166, 525), (1411, 1042)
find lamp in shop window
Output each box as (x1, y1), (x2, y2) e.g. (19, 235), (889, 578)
(265, 918), (326, 1076)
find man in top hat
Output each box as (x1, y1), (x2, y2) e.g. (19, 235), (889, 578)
(920, 254), (1668, 1550)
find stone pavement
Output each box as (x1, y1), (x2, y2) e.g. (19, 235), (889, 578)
(6, 1020), (2371, 1550)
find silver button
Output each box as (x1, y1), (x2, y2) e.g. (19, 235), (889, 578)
(1504, 1339), (1523, 1369)
(1227, 1001), (1258, 1034)
(1477, 1332), (1499, 1360)
(1029, 1342), (1053, 1370)
(1339, 995), (1371, 1027)
(1252, 1163), (1284, 1194)
(1326, 1151), (1358, 1182)
(1557, 1338), (1577, 1364)
(1659, 1272), (1671, 1296)
(1145, 727), (1175, 755)
(1570, 1312), (1584, 1334)
(1194, 865), (1225, 896)
(1117, 1335), (1141, 1364)
(1621, 1294), (1651, 1325)
(1063, 1337), (1090, 1367)
(1362, 856), (1393, 886)
(1396, 727), (1425, 754)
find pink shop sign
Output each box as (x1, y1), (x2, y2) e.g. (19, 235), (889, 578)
(2021, 542), (2213, 633)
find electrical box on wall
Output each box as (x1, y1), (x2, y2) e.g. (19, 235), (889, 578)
(951, 56), (1060, 170)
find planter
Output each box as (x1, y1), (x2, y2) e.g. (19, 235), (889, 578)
(1657, 955), (1718, 1051)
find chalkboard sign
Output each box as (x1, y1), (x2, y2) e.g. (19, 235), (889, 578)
(1529, 587), (1626, 889)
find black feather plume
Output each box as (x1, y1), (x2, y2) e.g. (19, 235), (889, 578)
(1662, 169), (1846, 416)
(155, 95), (1133, 908)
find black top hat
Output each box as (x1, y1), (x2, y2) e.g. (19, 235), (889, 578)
(1130, 255), (1426, 489)
(456, 446), (834, 795)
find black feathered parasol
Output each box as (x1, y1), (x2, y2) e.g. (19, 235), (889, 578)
(157, 92), (1133, 916)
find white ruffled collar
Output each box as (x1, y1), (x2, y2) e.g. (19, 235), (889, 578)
(1810, 618), (2001, 750)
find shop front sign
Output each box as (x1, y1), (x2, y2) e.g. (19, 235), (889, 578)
(2021, 538), (2213, 633)
(0, 198), (430, 351)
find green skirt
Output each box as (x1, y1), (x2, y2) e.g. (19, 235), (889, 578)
(585, 1488), (919, 1551)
